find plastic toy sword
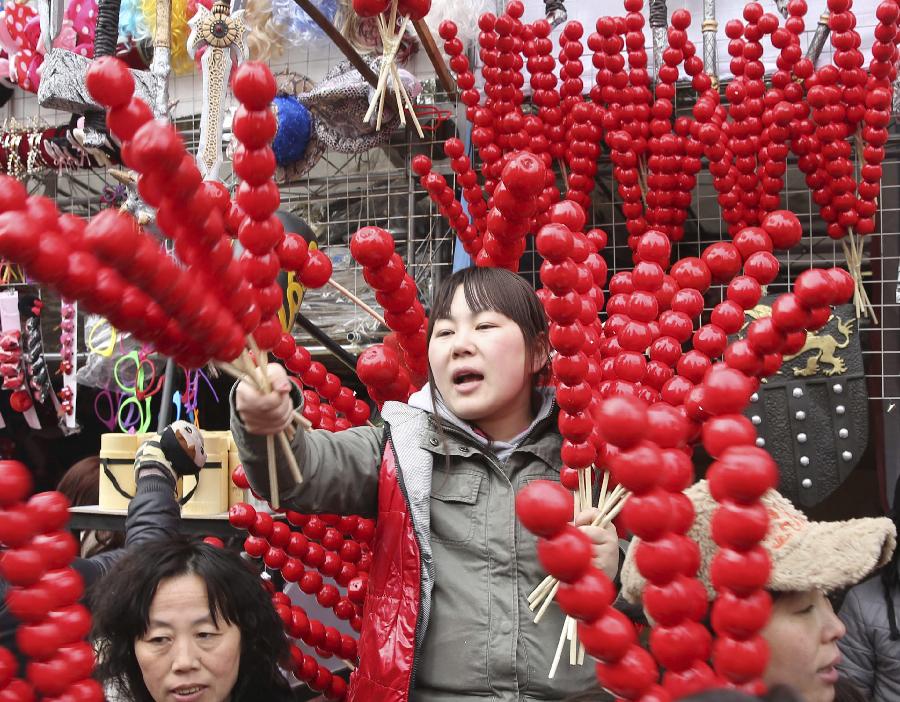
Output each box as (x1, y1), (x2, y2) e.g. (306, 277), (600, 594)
(187, 0), (246, 180)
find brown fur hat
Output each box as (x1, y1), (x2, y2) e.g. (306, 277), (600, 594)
(621, 480), (896, 603)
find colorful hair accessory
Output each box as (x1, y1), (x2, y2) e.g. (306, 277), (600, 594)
(142, 0), (195, 74)
(118, 0), (151, 40)
(244, 0), (276, 61)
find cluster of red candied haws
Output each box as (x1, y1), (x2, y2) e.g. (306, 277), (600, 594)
(476, 151), (548, 270)
(412, 151), (484, 257)
(268, 335), (371, 429)
(535, 201), (609, 483)
(82, 57), (332, 364)
(432, 0), (897, 254)
(0, 460), (103, 702)
(228, 472), (376, 701)
(229, 63), (333, 353)
(351, 0), (430, 21)
(349, 225), (428, 402)
(517, 478), (667, 700)
(0, 175), (243, 370)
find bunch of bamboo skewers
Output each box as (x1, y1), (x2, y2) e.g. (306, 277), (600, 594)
(527, 469), (630, 678)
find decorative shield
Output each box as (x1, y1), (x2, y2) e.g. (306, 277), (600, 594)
(740, 299), (868, 507)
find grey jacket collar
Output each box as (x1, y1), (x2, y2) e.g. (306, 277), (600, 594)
(407, 385), (556, 463)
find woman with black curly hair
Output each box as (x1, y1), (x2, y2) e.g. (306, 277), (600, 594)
(91, 536), (293, 702)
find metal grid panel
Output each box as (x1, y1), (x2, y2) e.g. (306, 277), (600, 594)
(3, 2), (897, 406)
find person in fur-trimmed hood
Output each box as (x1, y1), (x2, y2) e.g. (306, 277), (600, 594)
(621, 480), (896, 702)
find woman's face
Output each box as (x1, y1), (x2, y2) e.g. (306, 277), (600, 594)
(135, 574), (242, 702)
(428, 285), (542, 441)
(761, 589), (846, 702)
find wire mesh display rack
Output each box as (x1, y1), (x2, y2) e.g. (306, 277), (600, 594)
(3, 1), (898, 412)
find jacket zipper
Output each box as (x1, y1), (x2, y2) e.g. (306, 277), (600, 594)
(384, 427), (424, 697)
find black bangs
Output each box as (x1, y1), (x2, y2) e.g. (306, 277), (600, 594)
(427, 267), (548, 348)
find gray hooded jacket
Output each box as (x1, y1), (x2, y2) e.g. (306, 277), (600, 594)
(231, 385), (599, 701)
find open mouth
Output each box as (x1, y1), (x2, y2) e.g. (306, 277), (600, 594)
(172, 686), (206, 700)
(453, 370), (484, 386)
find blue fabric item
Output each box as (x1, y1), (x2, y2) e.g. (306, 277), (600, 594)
(272, 95), (312, 167)
(452, 119), (474, 271)
(268, 0), (336, 45)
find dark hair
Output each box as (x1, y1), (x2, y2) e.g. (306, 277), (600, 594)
(882, 476), (900, 639)
(427, 266), (549, 390)
(58, 456), (124, 557)
(833, 677), (868, 702)
(91, 536), (291, 702)
(679, 686), (802, 702)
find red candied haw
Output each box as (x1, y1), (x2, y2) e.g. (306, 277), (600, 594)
(579, 607), (638, 661)
(727, 276), (762, 310)
(352, 0), (390, 16)
(85, 56), (134, 108)
(793, 268), (834, 309)
(232, 61), (277, 110)
(771, 293), (810, 332)
(611, 443), (662, 495)
(708, 445), (778, 504)
(637, 230), (672, 266)
(277, 234), (309, 273)
(743, 252), (780, 285)
(671, 257), (712, 293)
(671, 289), (705, 319)
(411, 154), (432, 176)
(701, 365), (752, 415)
(732, 227), (773, 258)
(762, 210), (803, 250)
(536, 224), (574, 263)
(557, 569), (615, 621)
(107, 98), (153, 141)
(397, 0), (431, 21)
(129, 119), (184, 173)
(702, 242), (743, 283)
(0, 460), (32, 507)
(702, 414), (757, 458)
(548, 200), (587, 232)
(711, 589), (772, 639)
(536, 525), (593, 583)
(710, 546), (770, 595)
(828, 268), (854, 304)
(351, 226), (395, 268)
(502, 151), (547, 199)
(595, 396), (648, 448)
(299, 249), (333, 289)
(232, 106), (277, 149)
(597, 645), (660, 699)
(711, 500), (769, 551)
(711, 301), (746, 334)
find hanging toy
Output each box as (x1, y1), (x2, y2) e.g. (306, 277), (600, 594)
(22, 316), (50, 404)
(187, 0), (247, 179)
